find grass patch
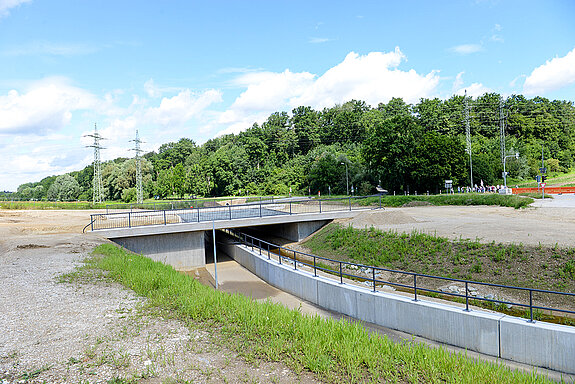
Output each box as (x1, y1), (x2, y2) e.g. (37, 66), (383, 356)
(88, 243), (554, 383)
(0, 200), (105, 210)
(304, 224), (575, 295)
(356, 193), (533, 209)
(518, 192), (553, 199)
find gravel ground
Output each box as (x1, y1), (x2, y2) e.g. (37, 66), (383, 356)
(0, 211), (317, 384)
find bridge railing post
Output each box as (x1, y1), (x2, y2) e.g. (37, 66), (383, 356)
(373, 268), (376, 292)
(313, 256), (316, 276)
(128, 212), (131, 228)
(348, 196), (351, 211)
(229, 205), (232, 220)
(319, 199), (322, 213)
(413, 274), (418, 301)
(293, 250), (297, 270)
(465, 281), (470, 311)
(339, 262), (343, 284)
(163, 210), (166, 225)
(289, 201), (292, 215)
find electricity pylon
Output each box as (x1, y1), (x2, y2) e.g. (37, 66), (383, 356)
(85, 123), (105, 204)
(130, 130), (144, 204)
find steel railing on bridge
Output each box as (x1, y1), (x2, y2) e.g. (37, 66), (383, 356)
(86, 195), (382, 232)
(225, 229), (575, 324)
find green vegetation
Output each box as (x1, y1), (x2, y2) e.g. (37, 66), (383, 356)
(304, 224), (575, 293)
(358, 193), (533, 209)
(86, 244), (553, 383)
(0, 200), (106, 210)
(6, 94), (575, 203)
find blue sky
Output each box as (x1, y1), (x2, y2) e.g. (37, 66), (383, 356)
(1, 0), (574, 191)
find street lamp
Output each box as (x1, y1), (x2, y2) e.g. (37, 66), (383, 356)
(340, 162), (349, 195)
(503, 152), (519, 189)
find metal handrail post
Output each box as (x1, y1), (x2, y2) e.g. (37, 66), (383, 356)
(465, 281), (470, 311)
(529, 290), (534, 322)
(290, 201), (292, 215)
(319, 199), (322, 213)
(197, 207), (200, 222)
(313, 256), (317, 276)
(91, 216), (94, 231)
(340, 262), (343, 284)
(267, 243), (270, 259)
(128, 212), (131, 228)
(373, 268), (376, 292)
(293, 250), (297, 270)
(348, 196), (351, 211)
(229, 205), (232, 220)
(163, 210), (166, 225)
(413, 274), (418, 301)
(259, 239), (261, 255)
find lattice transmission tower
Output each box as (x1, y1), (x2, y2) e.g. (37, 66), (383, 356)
(85, 123), (105, 204)
(130, 130), (144, 204)
(499, 96), (507, 166)
(464, 90), (473, 188)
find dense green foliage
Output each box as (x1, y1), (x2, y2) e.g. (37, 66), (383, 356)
(7, 93), (575, 201)
(358, 193), (533, 209)
(84, 244), (554, 383)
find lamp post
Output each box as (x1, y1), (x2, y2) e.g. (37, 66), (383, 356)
(503, 152), (519, 189)
(340, 162), (349, 195)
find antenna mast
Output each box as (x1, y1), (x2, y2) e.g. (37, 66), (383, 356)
(130, 130), (144, 204)
(85, 123), (105, 204)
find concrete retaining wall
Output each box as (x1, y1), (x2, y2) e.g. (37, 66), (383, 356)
(222, 241), (575, 375)
(113, 231), (205, 271)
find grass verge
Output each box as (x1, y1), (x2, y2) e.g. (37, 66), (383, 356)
(89, 243), (556, 383)
(356, 193), (533, 209)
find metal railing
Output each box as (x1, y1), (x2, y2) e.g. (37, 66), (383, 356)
(225, 229), (575, 323)
(88, 195), (382, 231)
(104, 196), (286, 213)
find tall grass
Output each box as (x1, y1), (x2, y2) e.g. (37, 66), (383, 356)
(89, 244), (555, 383)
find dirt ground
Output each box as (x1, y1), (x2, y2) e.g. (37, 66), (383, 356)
(2, 201), (575, 383)
(0, 210), (318, 384)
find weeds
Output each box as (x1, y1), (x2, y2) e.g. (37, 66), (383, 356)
(87, 243), (555, 383)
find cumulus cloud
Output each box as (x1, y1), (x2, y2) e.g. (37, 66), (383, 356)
(214, 48), (440, 137)
(0, 0), (31, 18)
(0, 78), (98, 135)
(450, 44), (483, 55)
(293, 48), (439, 108)
(523, 47), (575, 95)
(452, 72), (491, 97)
(145, 89), (222, 126)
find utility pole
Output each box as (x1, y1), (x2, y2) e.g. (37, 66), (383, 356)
(464, 91), (473, 189)
(130, 130), (144, 204)
(85, 123), (105, 204)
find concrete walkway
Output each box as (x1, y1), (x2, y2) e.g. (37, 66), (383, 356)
(201, 255), (574, 383)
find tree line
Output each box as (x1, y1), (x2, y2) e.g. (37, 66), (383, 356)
(10, 93), (575, 202)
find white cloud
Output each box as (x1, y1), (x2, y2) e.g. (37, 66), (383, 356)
(450, 44), (483, 55)
(145, 89), (222, 126)
(3, 41), (97, 56)
(309, 37), (331, 44)
(293, 49), (439, 108)
(214, 48), (440, 137)
(0, 0), (31, 18)
(0, 78), (97, 135)
(523, 47), (575, 95)
(452, 72), (491, 97)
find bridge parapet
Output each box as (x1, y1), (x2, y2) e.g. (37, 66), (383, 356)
(86, 195), (381, 232)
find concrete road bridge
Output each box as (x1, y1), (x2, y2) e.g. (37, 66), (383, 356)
(87, 196), (379, 270)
